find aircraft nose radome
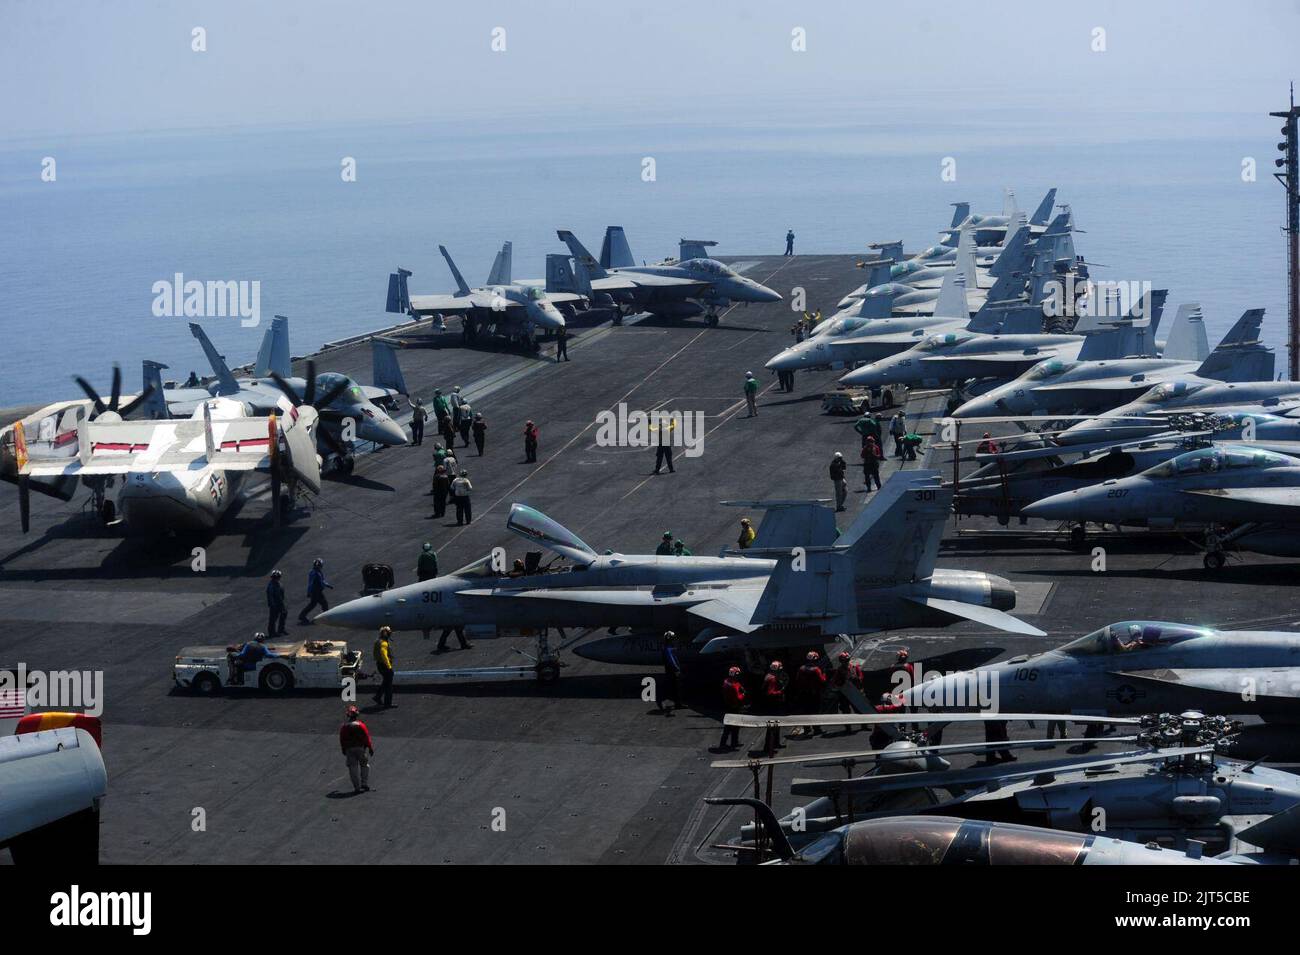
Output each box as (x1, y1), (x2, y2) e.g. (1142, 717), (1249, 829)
(756, 284), (782, 303)
(841, 364), (882, 386)
(766, 349), (797, 370)
(314, 598), (382, 629)
(1021, 492), (1081, 521)
(951, 396), (994, 419)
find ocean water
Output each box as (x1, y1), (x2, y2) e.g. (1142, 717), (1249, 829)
(0, 102), (1287, 407)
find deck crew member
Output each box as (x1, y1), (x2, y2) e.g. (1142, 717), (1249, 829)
(451, 469), (473, 525)
(524, 420), (539, 463)
(408, 397), (427, 446)
(830, 452), (848, 512)
(719, 666), (747, 750)
(340, 706), (374, 794)
(227, 632), (277, 686)
(472, 412), (487, 455)
(658, 631), (684, 715)
(417, 542), (439, 582)
(372, 626), (395, 708)
(298, 558), (334, 624)
(266, 569), (288, 636)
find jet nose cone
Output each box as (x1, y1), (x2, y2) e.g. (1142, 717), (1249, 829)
(1021, 491), (1081, 521)
(951, 396), (994, 419)
(840, 363), (883, 387)
(377, 417), (408, 446)
(766, 349), (796, 371)
(756, 284), (783, 303)
(315, 594), (388, 629)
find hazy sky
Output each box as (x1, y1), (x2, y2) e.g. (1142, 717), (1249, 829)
(4, 0), (1298, 139)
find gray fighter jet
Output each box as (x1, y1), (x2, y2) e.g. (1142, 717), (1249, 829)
(557, 227), (781, 325)
(1023, 443), (1300, 566)
(187, 320), (408, 466)
(841, 329), (1092, 390)
(315, 470), (1042, 658)
(386, 242), (584, 348)
(950, 303), (1230, 419)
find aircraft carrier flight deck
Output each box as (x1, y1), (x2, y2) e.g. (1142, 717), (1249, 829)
(0, 254), (1292, 865)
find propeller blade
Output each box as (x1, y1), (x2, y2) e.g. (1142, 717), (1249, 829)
(108, 364), (122, 411)
(116, 383), (157, 419)
(303, 360), (317, 406)
(73, 376), (108, 416)
(267, 371), (303, 407)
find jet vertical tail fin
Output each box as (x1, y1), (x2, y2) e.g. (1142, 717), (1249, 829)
(486, 241), (513, 286)
(864, 259), (894, 289)
(545, 254), (579, 294)
(1197, 308), (1275, 382)
(853, 288), (897, 319)
(188, 323), (241, 396)
(141, 361), (171, 419)
(956, 227), (978, 289)
(932, 270), (969, 321)
(601, 226), (635, 268)
(949, 202), (971, 229)
(1160, 304), (1209, 361)
(1002, 188), (1020, 223)
(386, 268), (413, 314)
(988, 221), (1031, 279)
(1029, 188), (1058, 227)
(870, 240), (904, 261)
(371, 338), (408, 395)
(557, 231), (608, 279)
(679, 238), (718, 262)
(439, 246), (473, 296)
(254, 315), (291, 379)
(838, 469), (949, 583)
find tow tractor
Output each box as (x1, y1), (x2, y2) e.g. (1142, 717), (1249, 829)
(821, 383), (906, 416)
(174, 639), (363, 694)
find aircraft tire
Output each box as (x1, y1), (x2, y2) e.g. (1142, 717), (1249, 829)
(536, 662), (561, 684)
(1204, 551), (1225, 570)
(100, 499), (116, 525)
(706, 314), (719, 327)
(1069, 524), (1086, 547)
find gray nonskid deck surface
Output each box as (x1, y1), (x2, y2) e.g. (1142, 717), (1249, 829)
(2, 253), (1297, 864)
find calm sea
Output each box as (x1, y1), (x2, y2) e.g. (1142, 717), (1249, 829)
(0, 102), (1287, 406)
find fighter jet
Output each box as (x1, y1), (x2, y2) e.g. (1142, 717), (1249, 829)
(557, 227), (781, 326)
(386, 242), (584, 349)
(315, 470), (1043, 658)
(950, 303), (1217, 419)
(963, 306), (1275, 423)
(840, 328), (1092, 390)
(832, 190), (1061, 309)
(904, 620), (1300, 732)
(1023, 443), (1300, 566)
(1057, 378), (1300, 447)
(9, 394), (320, 533)
(188, 321), (409, 468)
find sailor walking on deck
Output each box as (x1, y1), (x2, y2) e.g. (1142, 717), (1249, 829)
(298, 558), (333, 624)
